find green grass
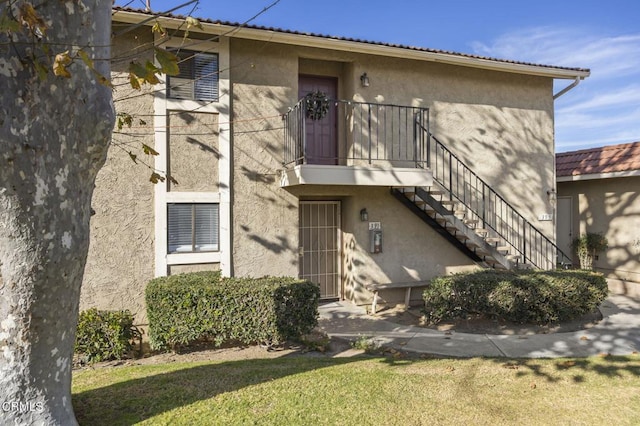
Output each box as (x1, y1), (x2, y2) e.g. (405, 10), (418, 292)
(73, 354), (640, 425)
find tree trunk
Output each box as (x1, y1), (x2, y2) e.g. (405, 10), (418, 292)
(0, 2), (114, 424)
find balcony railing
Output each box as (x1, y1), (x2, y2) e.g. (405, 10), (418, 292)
(283, 98), (429, 168)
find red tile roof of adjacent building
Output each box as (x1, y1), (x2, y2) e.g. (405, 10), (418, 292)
(556, 142), (640, 177)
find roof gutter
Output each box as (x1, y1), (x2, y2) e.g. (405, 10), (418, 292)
(112, 10), (591, 80)
(553, 76), (585, 99)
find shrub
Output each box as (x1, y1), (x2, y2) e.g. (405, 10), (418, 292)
(75, 308), (141, 363)
(572, 233), (609, 270)
(145, 271), (320, 351)
(423, 269), (608, 325)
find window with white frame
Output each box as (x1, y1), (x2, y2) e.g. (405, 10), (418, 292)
(167, 50), (219, 101)
(167, 203), (219, 253)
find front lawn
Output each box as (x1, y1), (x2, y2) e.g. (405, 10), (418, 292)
(72, 354), (640, 425)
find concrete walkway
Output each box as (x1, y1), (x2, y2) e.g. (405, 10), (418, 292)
(318, 294), (640, 358)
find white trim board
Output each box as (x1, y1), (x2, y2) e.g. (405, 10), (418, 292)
(557, 170), (640, 182)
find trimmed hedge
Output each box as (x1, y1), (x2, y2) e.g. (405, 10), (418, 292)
(75, 308), (141, 363)
(423, 269), (608, 324)
(145, 271), (320, 351)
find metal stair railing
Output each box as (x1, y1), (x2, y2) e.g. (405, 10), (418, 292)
(414, 115), (572, 269)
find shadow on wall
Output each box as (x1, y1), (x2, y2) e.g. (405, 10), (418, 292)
(575, 174), (640, 286)
(430, 104), (554, 225)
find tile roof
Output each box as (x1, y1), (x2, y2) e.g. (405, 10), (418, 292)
(112, 6), (589, 75)
(556, 142), (640, 177)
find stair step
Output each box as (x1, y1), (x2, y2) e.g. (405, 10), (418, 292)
(403, 191), (416, 198)
(429, 189), (444, 197)
(496, 246), (510, 253)
(441, 200), (456, 206)
(464, 219), (479, 226)
(474, 228), (489, 235)
(485, 237), (501, 244)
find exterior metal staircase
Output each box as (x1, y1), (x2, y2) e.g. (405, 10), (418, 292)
(393, 119), (572, 270)
(393, 185), (520, 269)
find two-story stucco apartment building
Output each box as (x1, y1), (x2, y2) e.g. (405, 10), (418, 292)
(81, 7), (590, 322)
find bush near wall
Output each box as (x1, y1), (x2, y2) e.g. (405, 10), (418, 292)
(423, 269), (608, 325)
(145, 271), (320, 351)
(75, 308), (141, 363)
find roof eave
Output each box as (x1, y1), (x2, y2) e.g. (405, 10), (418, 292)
(557, 170), (640, 182)
(113, 10), (590, 80)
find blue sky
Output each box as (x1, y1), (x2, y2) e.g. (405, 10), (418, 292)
(117, 0), (640, 153)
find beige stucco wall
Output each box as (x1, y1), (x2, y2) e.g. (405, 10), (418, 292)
(558, 176), (640, 284)
(289, 186), (479, 305)
(168, 263), (220, 275)
(229, 38), (557, 304)
(82, 27), (156, 322)
(229, 40), (299, 277)
(167, 111), (219, 192)
(82, 29), (560, 317)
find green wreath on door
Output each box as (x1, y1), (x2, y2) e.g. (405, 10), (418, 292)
(304, 91), (330, 120)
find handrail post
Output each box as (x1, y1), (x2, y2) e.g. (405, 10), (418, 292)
(413, 110), (418, 168)
(522, 218), (527, 265)
(367, 104), (372, 164)
(426, 116), (431, 169)
(301, 100), (307, 165)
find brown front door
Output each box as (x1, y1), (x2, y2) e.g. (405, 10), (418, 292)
(298, 76), (338, 165)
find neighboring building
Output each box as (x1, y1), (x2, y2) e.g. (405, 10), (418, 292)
(81, 8), (590, 323)
(557, 142), (640, 293)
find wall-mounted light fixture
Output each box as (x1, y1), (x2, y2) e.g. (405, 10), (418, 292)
(360, 208), (368, 222)
(547, 189), (557, 204)
(360, 72), (370, 87)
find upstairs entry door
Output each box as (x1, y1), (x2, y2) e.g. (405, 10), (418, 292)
(298, 76), (338, 165)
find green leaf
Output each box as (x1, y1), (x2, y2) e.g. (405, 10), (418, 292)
(33, 59), (48, 81)
(0, 12), (20, 32)
(151, 21), (165, 35)
(142, 144), (159, 156)
(128, 61), (149, 79)
(154, 48), (179, 76)
(128, 151), (138, 164)
(19, 2), (47, 34)
(77, 49), (94, 68)
(129, 73), (142, 90)
(149, 172), (165, 184)
(53, 50), (72, 78)
(116, 113), (133, 130)
(185, 16), (203, 30)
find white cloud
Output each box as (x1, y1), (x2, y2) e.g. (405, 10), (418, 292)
(472, 27), (640, 151)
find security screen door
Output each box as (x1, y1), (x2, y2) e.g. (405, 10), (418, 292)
(299, 201), (341, 299)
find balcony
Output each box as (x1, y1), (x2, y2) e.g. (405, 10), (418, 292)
(281, 99), (433, 187)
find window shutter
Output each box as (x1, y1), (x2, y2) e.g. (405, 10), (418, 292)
(167, 203), (219, 253)
(168, 204), (193, 253)
(194, 53), (218, 101)
(167, 51), (218, 101)
(195, 204), (219, 251)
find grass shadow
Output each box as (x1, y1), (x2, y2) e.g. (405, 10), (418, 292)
(73, 355), (359, 425)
